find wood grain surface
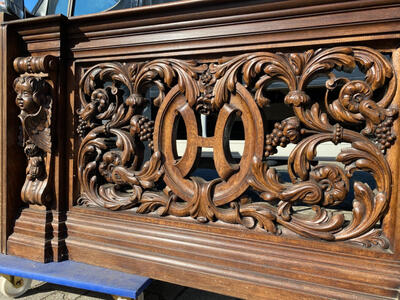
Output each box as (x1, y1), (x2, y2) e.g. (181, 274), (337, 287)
(3, 1), (400, 298)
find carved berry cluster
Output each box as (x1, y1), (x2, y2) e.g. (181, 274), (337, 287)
(375, 117), (396, 152)
(77, 116), (93, 139)
(265, 117), (301, 157)
(137, 116), (155, 150)
(265, 123), (287, 157)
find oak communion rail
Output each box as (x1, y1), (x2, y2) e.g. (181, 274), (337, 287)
(2, 1), (400, 299)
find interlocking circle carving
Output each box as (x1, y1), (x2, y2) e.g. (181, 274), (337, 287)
(154, 84), (264, 205)
(77, 46), (397, 248)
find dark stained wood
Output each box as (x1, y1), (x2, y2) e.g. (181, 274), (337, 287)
(3, 0), (400, 298)
(7, 206), (67, 262)
(6, 54), (67, 262)
(4, 0), (400, 59)
(7, 206), (53, 262)
(0, 12), (23, 254)
(385, 48), (400, 254)
(66, 208), (400, 300)
(13, 69), (54, 205)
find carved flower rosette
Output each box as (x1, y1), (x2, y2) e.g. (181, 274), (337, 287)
(77, 47), (397, 249)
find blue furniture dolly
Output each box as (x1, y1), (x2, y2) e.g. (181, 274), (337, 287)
(0, 254), (151, 299)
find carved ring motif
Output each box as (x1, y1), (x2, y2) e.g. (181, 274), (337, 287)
(155, 84), (264, 206)
(76, 47), (397, 249)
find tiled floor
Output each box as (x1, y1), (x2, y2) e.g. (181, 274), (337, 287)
(4, 280), (240, 300)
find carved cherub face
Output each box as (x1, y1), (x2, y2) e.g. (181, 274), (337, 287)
(13, 76), (43, 114)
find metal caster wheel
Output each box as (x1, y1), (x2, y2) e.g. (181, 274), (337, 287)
(0, 275), (32, 298)
(112, 293), (144, 300)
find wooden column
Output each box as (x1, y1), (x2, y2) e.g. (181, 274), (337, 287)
(6, 55), (66, 262)
(0, 12), (21, 255)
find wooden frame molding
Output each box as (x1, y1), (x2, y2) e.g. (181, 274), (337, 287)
(2, 0), (400, 298)
(66, 208), (400, 299)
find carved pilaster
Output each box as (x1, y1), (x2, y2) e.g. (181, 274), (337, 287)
(13, 56), (56, 206)
(7, 56), (63, 262)
(7, 207), (67, 262)
(7, 207), (53, 262)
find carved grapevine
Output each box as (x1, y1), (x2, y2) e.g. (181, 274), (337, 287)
(76, 47), (397, 248)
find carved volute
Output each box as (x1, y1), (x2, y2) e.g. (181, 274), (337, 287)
(76, 47), (397, 249)
(13, 55), (57, 206)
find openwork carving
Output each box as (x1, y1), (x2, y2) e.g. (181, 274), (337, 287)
(14, 56), (57, 206)
(77, 47), (397, 248)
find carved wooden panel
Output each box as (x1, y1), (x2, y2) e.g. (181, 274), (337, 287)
(76, 46), (397, 248)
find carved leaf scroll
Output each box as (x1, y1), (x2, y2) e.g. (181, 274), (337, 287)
(76, 46), (397, 249)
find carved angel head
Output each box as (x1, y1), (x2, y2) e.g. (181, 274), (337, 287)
(13, 76), (50, 115)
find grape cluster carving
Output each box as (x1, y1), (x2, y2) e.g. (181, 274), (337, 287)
(76, 47), (397, 249)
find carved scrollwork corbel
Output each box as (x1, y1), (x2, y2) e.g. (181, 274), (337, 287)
(13, 55), (57, 206)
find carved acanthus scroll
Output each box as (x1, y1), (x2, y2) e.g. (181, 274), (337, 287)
(14, 56), (57, 206)
(76, 47), (397, 248)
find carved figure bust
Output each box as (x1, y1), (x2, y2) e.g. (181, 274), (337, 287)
(14, 76), (50, 114)
(13, 75), (53, 205)
(13, 76), (52, 154)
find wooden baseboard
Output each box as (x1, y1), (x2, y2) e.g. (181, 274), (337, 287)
(66, 208), (400, 299)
